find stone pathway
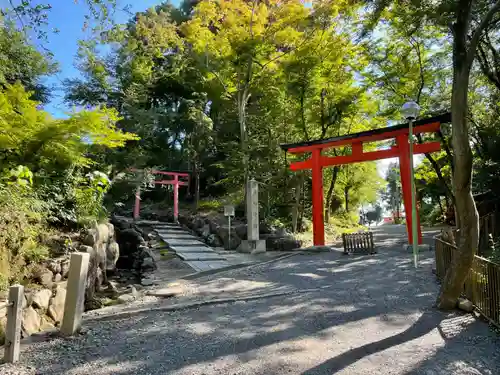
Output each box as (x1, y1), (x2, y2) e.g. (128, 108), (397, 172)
(153, 223), (232, 272)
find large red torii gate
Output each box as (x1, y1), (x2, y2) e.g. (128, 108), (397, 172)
(280, 113), (451, 246)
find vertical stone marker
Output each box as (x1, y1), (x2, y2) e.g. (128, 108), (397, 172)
(238, 179), (266, 253)
(4, 284), (24, 363)
(61, 252), (90, 336)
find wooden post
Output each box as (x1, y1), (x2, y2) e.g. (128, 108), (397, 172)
(61, 253), (90, 336)
(173, 175), (179, 223)
(397, 135), (423, 245)
(133, 185), (141, 220)
(4, 285), (24, 363)
(370, 232), (375, 254)
(311, 149), (325, 246)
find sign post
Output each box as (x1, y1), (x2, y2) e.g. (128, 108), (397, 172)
(224, 205), (235, 250)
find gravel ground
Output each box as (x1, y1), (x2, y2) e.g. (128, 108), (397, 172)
(2, 225), (499, 374)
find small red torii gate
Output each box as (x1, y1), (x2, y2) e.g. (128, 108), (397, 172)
(129, 169), (189, 222)
(280, 113), (451, 246)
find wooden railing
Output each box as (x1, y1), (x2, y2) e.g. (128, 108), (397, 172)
(342, 232), (376, 255)
(435, 237), (500, 326)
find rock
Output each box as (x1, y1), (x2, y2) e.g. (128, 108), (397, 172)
(208, 219), (221, 233)
(259, 222), (274, 235)
(47, 286), (66, 324)
(302, 245), (329, 253)
(106, 241), (120, 271)
(32, 289), (52, 311)
(458, 298), (474, 312)
(0, 316), (7, 345)
(96, 223), (110, 244)
(234, 224), (248, 240)
(107, 223), (115, 240)
(142, 257), (156, 271)
(34, 268), (53, 289)
(206, 234), (223, 247)
(117, 294), (135, 304)
(96, 267), (104, 290)
(216, 226), (241, 249)
(265, 235), (302, 251)
(82, 228), (97, 246)
(192, 217), (205, 229)
(112, 216), (131, 231)
(141, 278), (154, 286)
(60, 258), (70, 278)
(129, 285), (140, 298)
(47, 260), (61, 275)
(54, 273), (62, 282)
(201, 224), (211, 238)
(79, 245), (94, 254)
(0, 303), (7, 318)
(22, 307), (41, 335)
(117, 228), (144, 256)
(105, 281), (119, 299)
(40, 316), (55, 331)
(96, 242), (107, 270)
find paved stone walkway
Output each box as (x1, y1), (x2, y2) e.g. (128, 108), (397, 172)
(154, 223), (232, 272)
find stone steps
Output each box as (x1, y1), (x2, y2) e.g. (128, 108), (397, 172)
(153, 224), (231, 272)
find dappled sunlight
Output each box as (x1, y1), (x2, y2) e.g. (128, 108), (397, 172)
(292, 272), (326, 279)
(68, 360), (146, 375)
(15, 225), (500, 375)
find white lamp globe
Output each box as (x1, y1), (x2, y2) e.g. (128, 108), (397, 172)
(401, 101), (420, 120)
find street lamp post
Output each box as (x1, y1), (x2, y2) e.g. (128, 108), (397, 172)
(402, 101), (420, 268)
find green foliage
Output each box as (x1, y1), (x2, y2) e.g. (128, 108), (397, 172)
(75, 171), (111, 226)
(0, 83), (138, 172)
(0, 20), (57, 102)
(0, 170), (48, 290)
(197, 199), (224, 212)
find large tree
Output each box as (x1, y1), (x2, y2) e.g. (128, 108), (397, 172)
(365, 0), (500, 308)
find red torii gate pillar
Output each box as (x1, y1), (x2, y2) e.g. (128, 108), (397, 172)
(281, 114), (450, 246)
(130, 169), (189, 222)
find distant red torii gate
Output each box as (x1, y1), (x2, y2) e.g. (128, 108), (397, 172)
(129, 169), (189, 222)
(280, 113), (451, 246)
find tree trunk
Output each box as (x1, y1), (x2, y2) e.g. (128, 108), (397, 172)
(344, 187), (349, 213)
(291, 175), (302, 233)
(437, 60), (479, 310)
(194, 162), (200, 210)
(437, 197), (445, 220)
(238, 88), (251, 215)
(324, 166), (339, 222)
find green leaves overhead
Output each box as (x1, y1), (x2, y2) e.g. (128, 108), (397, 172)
(0, 83), (138, 171)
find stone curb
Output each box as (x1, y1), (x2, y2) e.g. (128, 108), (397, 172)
(84, 287), (320, 323)
(180, 251), (303, 280)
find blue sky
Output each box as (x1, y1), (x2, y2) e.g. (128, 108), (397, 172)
(1, 0), (180, 117)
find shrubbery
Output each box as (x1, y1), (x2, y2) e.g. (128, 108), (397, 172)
(0, 83), (138, 289)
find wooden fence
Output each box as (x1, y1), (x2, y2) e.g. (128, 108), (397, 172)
(435, 237), (500, 327)
(1, 252), (91, 363)
(342, 232), (376, 255)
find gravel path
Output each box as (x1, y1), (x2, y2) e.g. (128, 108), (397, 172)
(3, 225), (499, 374)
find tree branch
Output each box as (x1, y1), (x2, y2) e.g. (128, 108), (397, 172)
(466, 0), (500, 67)
(409, 36), (425, 104)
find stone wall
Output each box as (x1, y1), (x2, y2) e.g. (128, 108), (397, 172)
(179, 214), (302, 251)
(0, 220), (120, 344)
(111, 216), (157, 285)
